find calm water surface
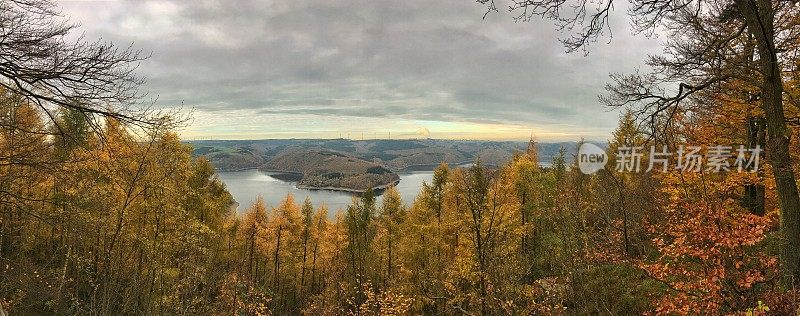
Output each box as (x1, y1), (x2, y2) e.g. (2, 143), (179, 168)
(217, 169), (433, 216)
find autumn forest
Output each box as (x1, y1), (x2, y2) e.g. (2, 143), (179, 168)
(5, 0), (800, 314)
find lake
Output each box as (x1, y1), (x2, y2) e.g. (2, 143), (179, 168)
(217, 169), (434, 216)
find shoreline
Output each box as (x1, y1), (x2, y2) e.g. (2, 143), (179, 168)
(257, 168), (303, 175)
(215, 166), (259, 172)
(217, 167), (401, 194)
(295, 179), (401, 194)
(258, 168), (400, 193)
(392, 160), (474, 172)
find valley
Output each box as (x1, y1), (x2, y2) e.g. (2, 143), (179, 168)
(188, 138), (577, 192)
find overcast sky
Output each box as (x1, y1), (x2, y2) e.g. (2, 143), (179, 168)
(59, 0), (661, 141)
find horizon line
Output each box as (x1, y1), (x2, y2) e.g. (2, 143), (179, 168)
(181, 137), (608, 143)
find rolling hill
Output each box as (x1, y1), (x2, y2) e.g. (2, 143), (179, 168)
(261, 148), (399, 192)
(186, 138), (586, 191)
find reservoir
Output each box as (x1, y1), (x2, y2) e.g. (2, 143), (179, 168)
(217, 169), (434, 216)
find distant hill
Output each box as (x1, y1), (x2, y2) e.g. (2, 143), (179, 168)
(186, 138), (587, 172)
(261, 148), (399, 192)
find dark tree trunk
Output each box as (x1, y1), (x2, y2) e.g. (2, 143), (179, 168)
(744, 117), (766, 216)
(274, 224), (282, 289)
(737, 0), (800, 284)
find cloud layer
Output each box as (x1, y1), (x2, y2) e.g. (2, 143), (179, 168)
(59, 0), (661, 140)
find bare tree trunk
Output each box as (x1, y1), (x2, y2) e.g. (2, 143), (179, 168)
(248, 228), (255, 280)
(311, 237), (319, 293)
(387, 234), (393, 283)
(273, 224), (282, 289)
(744, 117), (766, 215)
(521, 192), (527, 255)
(301, 230), (309, 295)
(476, 232), (488, 316)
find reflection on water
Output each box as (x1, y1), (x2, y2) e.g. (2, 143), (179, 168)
(216, 169), (434, 217)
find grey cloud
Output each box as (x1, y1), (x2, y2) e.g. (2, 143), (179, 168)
(59, 0), (660, 134)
